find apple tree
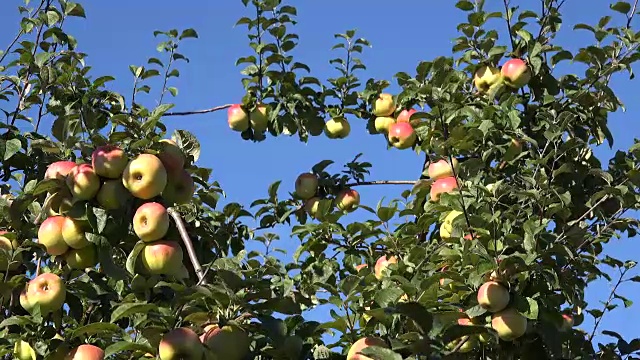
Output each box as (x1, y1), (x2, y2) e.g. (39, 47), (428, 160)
(0, 0), (639, 359)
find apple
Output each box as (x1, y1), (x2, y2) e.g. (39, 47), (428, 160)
(162, 169), (195, 205)
(346, 337), (388, 360)
(227, 104), (250, 132)
(477, 281), (510, 313)
(13, 339), (36, 360)
(473, 65), (502, 93)
(440, 210), (464, 239)
(396, 108), (417, 123)
(304, 197), (322, 219)
(491, 307), (528, 340)
(199, 324), (219, 342)
(294, 173), (318, 200)
(65, 344), (105, 360)
(158, 327), (203, 360)
(157, 139), (186, 175)
(324, 117), (351, 139)
(372, 93), (396, 117)
(388, 122), (417, 149)
(91, 145), (128, 179)
(447, 336), (477, 353)
(335, 188), (360, 212)
(96, 179), (130, 210)
(430, 176), (459, 202)
(133, 202), (170, 242)
(61, 217), (90, 249)
(374, 116), (395, 133)
(140, 240), (184, 275)
(203, 324), (251, 360)
(355, 264), (368, 272)
(122, 154), (168, 200)
(66, 244), (98, 269)
(374, 255), (397, 280)
(501, 59), (531, 89)
(22, 273), (66, 315)
(44, 161), (77, 180)
(46, 189), (75, 216)
(66, 164), (101, 200)
(559, 314), (574, 332)
(428, 158), (459, 181)
(38, 216), (69, 256)
(0, 231), (21, 271)
(250, 103), (269, 132)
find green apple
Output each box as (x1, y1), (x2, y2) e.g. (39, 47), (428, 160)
(122, 154), (168, 200)
(159, 327), (203, 360)
(21, 273), (66, 315)
(13, 340), (36, 360)
(335, 188), (360, 212)
(388, 121), (417, 149)
(65, 244), (98, 269)
(133, 202), (170, 242)
(477, 281), (510, 313)
(372, 93), (396, 117)
(439, 210), (464, 240)
(65, 164), (101, 200)
(140, 240), (184, 275)
(96, 179), (130, 210)
(250, 103), (269, 132)
(294, 173), (318, 200)
(38, 216), (69, 256)
(473, 65), (502, 93)
(227, 104), (250, 132)
(304, 197), (322, 219)
(0, 230), (21, 271)
(91, 145), (129, 179)
(162, 169), (195, 205)
(61, 217), (90, 249)
(324, 117), (350, 139)
(491, 307), (528, 341)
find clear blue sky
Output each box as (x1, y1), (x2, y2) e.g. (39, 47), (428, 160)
(1, 0), (638, 349)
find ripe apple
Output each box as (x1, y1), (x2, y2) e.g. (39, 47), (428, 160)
(304, 197), (322, 219)
(157, 139), (186, 175)
(335, 188), (360, 212)
(477, 281), (510, 313)
(66, 164), (101, 200)
(396, 108), (417, 123)
(388, 122), (417, 149)
(447, 336), (477, 353)
(324, 117), (351, 139)
(491, 307), (528, 340)
(22, 273), (66, 315)
(374, 255), (397, 280)
(66, 244), (98, 269)
(96, 179), (130, 210)
(440, 210), (464, 239)
(65, 344), (105, 360)
(374, 116), (395, 133)
(0, 231), (21, 271)
(46, 189), (75, 216)
(501, 59), (531, 89)
(158, 327), (203, 360)
(203, 325), (251, 360)
(91, 145), (128, 179)
(346, 337), (388, 360)
(473, 65), (502, 93)
(227, 104), (250, 132)
(140, 240), (184, 275)
(13, 339), (36, 360)
(428, 158), (459, 181)
(162, 169), (195, 205)
(133, 202), (170, 242)
(61, 217), (90, 249)
(372, 93), (396, 117)
(250, 103), (269, 132)
(355, 264), (368, 272)
(44, 161), (77, 180)
(430, 176), (459, 202)
(559, 314), (574, 332)
(122, 154), (168, 200)
(294, 173), (319, 200)
(38, 216), (69, 256)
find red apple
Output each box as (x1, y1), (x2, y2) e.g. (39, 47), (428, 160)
(294, 173), (318, 200)
(355, 264), (368, 272)
(158, 327), (203, 360)
(157, 139), (186, 175)
(162, 169), (195, 205)
(140, 240), (184, 275)
(501, 59), (531, 89)
(336, 188), (360, 212)
(44, 161), (76, 181)
(372, 93), (396, 117)
(122, 154), (168, 200)
(133, 202), (170, 242)
(346, 337), (388, 360)
(374, 255), (398, 280)
(388, 122), (417, 149)
(66, 164), (101, 200)
(396, 108), (417, 123)
(91, 145), (128, 179)
(227, 104), (249, 132)
(65, 344), (105, 360)
(430, 176), (459, 202)
(559, 314), (574, 332)
(477, 281), (510, 313)
(491, 307), (528, 341)
(22, 273), (66, 315)
(428, 158), (459, 180)
(38, 216), (69, 256)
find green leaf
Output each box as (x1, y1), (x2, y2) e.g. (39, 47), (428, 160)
(610, 1), (631, 13)
(104, 341), (154, 358)
(359, 346), (403, 360)
(110, 303), (158, 323)
(4, 139), (21, 161)
(69, 322), (122, 339)
(394, 302), (433, 334)
(31, 179), (60, 195)
(455, 0), (475, 11)
(64, 2), (86, 17)
(167, 87), (178, 96)
(126, 241), (146, 275)
(374, 287), (405, 308)
(179, 28), (199, 40)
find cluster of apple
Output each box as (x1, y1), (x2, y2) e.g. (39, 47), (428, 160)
(227, 103), (269, 133)
(372, 93), (419, 149)
(473, 58), (531, 94)
(156, 323), (250, 360)
(14, 337), (105, 360)
(294, 173), (361, 218)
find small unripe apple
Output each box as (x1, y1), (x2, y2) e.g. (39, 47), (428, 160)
(501, 59), (531, 89)
(477, 281), (510, 313)
(157, 139), (186, 176)
(38, 216), (69, 256)
(141, 240), (184, 275)
(491, 307), (528, 341)
(162, 169), (195, 205)
(374, 255), (397, 280)
(294, 173), (318, 200)
(430, 176), (459, 202)
(325, 117), (351, 139)
(388, 122), (417, 149)
(473, 65), (502, 93)
(374, 116), (395, 133)
(372, 93), (396, 117)
(158, 327), (203, 360)
(250, 103), (269, 132)
(65, 344), (105, 360)
(122, 154), (168, 200)
(22, 272), (66, 315)
(396, 108), (417, 123)
(440, 210), (464, 239)
(428, 158), (459, 181)
(66, 164), (101, 200)
(335, 188), (360, 212)
(61, 217), (90, 249)
(44, 161), (77, 181)
(346, 337), (388, 360)
(65, 244), (98, 269)
(228, 104), (250, 132)
(133, 202), (170, 242)
(91, 145), (129, 179)
(96, 179), (130, 210)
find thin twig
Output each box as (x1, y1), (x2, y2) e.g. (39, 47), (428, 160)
(445, 335), (470, 355)
(167, 207), (207, 285)
(345, 180), (418, 187)
(0, 0), (47, 65)
(588, 268), (628, 341)
(163, 104), (232, 117)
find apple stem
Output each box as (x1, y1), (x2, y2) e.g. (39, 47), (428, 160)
(162, 104), (233, 117)
(167, 207), (207, 285)
(345, 180), (418, 187)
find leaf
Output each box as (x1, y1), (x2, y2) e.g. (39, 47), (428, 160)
(374, 287), (405, 308)
(64, 2), (86, 17)
(610, 1), (631, 13)
(69, 322), (122, 339)
(31, 179), (60, 195)
(110, 303), (158, 323)
(4, 138), (21, 160)
(126, 241), (146, 275)
(104, 341), (154, 358)
(359, 346), (403, 360)
(179, 28), (199, 40)
(394, 302), (433, 334)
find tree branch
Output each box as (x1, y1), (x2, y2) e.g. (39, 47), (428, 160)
(345, 180), (419, 187)
(0, 0), (47, 65)
(167, 207), (207, 285)
(445, 335), (470, 355)
(588, 267), (628, 342)
(164, 104), (233, 117)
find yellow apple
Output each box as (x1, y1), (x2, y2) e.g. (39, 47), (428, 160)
(38, 216), (69, 256)
(372, 93), (395, 117)
(65, 244), (98, 269)
(335, 188), (360, 212)
(44, 161), (76, 181)
(91, 145), (129, 179)
(133, 202), (170, 242)
(374, 116), (395, 133)
(140, 240), (184, 275)
(250, 103), (269, 132)
(13, 340), (36, 360)
(477, 281), (510, 313)
(0, 231), (21, 271)
(157, 139), (186, 176)
(158, 327), (203, 360)
(22, 273), (66, 315)
(440, 210), (464, 240)
(162, 169), (195, 205)
(473, 65), (502, 93)
(324, 117), (351, 139)
(428, 158), (459, 181)
(65, 164), (101, 200)
(61, 217), (90, 249)
(491, 307), (528, 340)
(227, 104), (250, 132)
(122, 154), (168, 200)
(96, 179), (130, 210)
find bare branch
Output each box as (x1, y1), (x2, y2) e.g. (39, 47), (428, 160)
(0, 0), (47, 65)
(164, 104), (233, 117)
(167, 207), (207, 285)
(345, 180), (419, 187)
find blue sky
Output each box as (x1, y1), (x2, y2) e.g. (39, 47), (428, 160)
(1, 0), (638, 350)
